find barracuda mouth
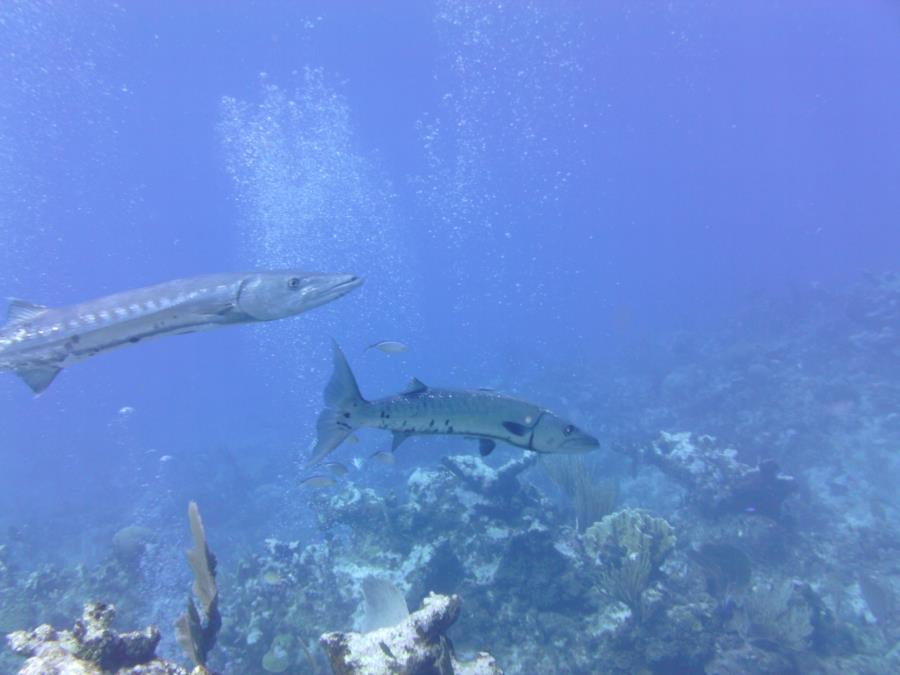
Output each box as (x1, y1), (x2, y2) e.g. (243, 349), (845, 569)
(332, 275), (364, 295)
(315, 275), (364, 304)
(563, 434), (600, 452)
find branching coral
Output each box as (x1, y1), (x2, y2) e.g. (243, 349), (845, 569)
(583, 509), (676, 621)
(737, 579), (813, 652)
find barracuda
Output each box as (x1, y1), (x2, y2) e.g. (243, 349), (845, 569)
(0, 271), (363, 393)
(308, 341), (599, 466)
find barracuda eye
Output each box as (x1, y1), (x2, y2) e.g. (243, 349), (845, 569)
(287, 277), (301, 291)
(563, 425), (574, 436)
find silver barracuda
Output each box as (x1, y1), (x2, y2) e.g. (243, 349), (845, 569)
(308, 341), (599, 466)
(0, 271), (363, 393)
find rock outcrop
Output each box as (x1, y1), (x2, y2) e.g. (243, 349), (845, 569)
(320, 592), (502, 675)
(6, 602), (188, 675)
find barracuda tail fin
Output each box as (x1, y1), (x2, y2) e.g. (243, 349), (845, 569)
(307, 340), (366, 466)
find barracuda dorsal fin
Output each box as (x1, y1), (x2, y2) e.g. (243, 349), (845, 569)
(5, 298), (49, 325)
(401, 378), (428, 395)
(17, 365), (61, 394)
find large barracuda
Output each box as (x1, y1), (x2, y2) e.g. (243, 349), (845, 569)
(0, 271), (362, 393)
(309, 341), (599, 466)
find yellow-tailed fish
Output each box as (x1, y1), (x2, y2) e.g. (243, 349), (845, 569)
(261, 570), (283, 585)
(323, 461), (349, 476)
(300, 475), (337, 489)
(365, 340), (409, 354)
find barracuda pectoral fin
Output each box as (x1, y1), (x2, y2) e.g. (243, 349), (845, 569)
(401, 378), (428, 395)
(478, 438), (496, 456)
(391, 431), (414, 452)
(17, 365), (62, 394)
(5, 298), (49, 325)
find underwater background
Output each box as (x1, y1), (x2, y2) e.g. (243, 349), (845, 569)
(2, 1), (900, 673)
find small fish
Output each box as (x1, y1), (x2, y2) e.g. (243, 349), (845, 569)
(159, 454), (173, 463)
(261, 570), (283, 585)
(366, 340), (409, 354)
(378, 641), (396, 660)
(118, 405), (135, 416)
(370, 451), (396, 465)
(322, 461), (349, 476)
(351, 456), (365, 470)
(300, 475), (337, 489)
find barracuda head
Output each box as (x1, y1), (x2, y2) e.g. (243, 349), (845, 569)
(530, 410), (599, 454)
(237, 271), (363, 321)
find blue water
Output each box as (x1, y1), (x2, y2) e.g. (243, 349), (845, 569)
(2, 1), (900, 673)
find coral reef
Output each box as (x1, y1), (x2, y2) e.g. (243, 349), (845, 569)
(4, 275), (900, 673)
(440, 454), (538, 500)
(642, 431), (798, 518)
(320, 592), (501, 675)
(6, 602), (187, 674)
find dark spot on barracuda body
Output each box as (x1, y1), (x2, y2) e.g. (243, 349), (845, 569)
(343, 412), (350, 418)
(429, 419), (435, 427)
(447, 426), (454, 433)
(128, 337), (140, 344)
(503, 421), (528, 436)
(444, 419), (450, 425)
